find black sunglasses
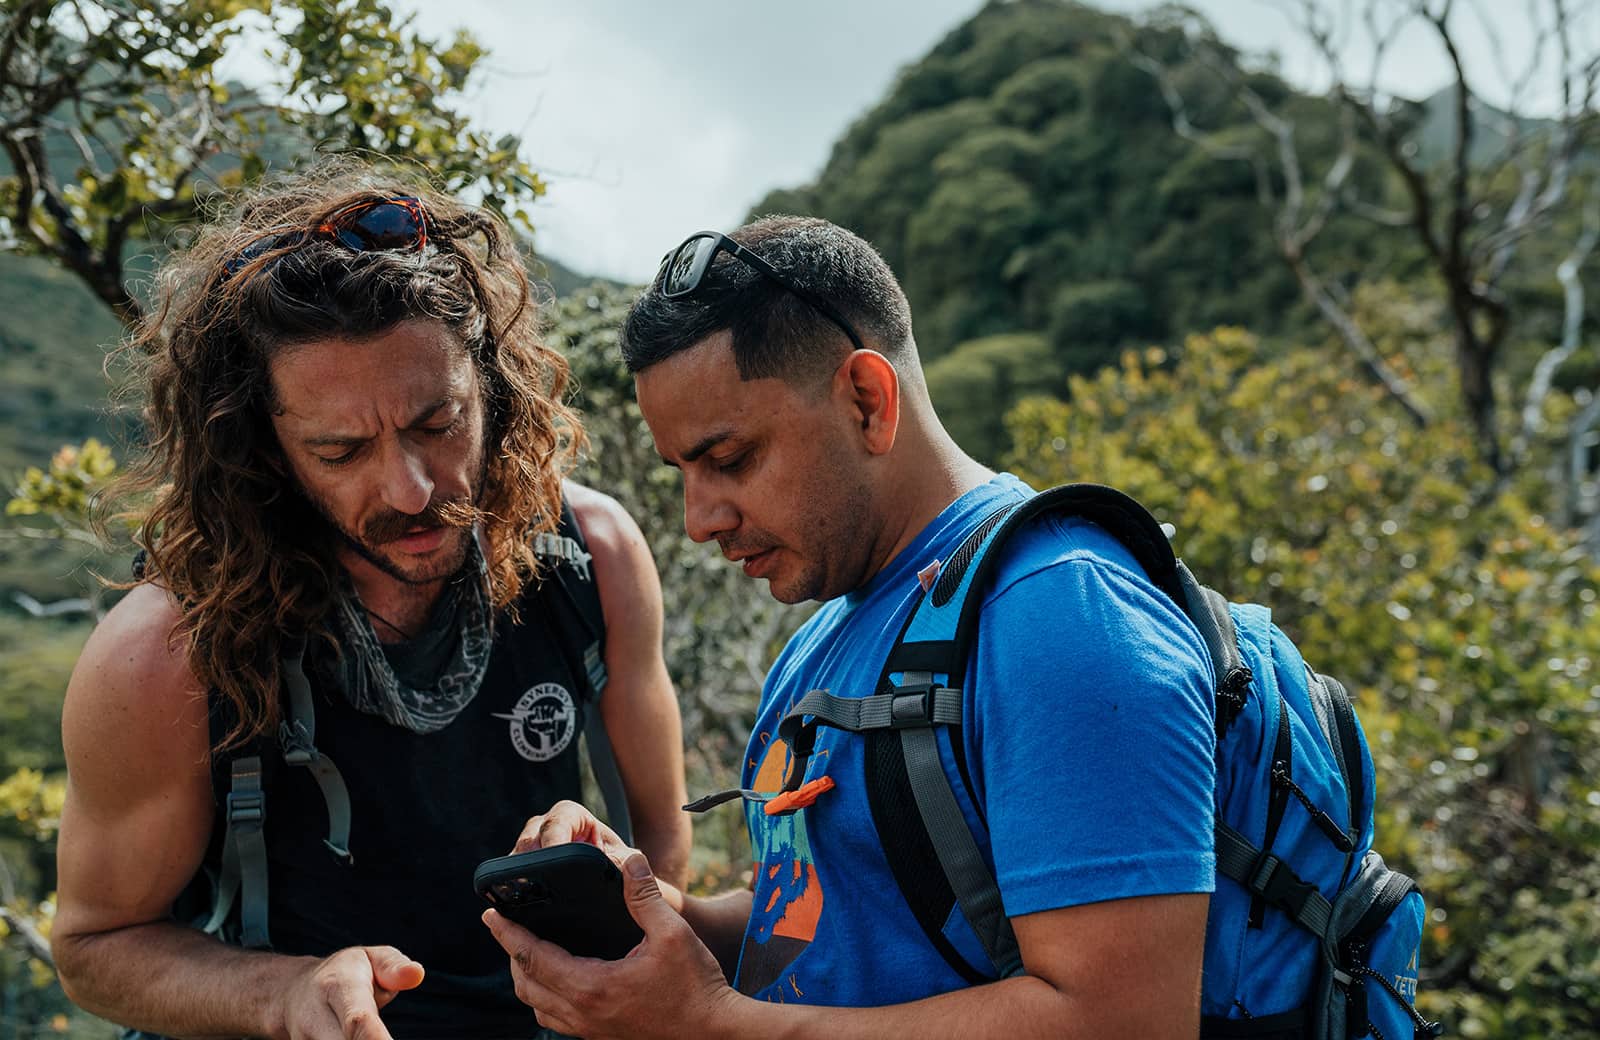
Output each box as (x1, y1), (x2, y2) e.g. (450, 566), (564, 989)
(656, 231), (866, 352)
(221, 196), (431, 282)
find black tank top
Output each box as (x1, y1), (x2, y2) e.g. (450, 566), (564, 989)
(202, 544), (601, 1038)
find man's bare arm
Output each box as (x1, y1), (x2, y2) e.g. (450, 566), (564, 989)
(488, 840), (1209, 1040)
(52, 584), (422, 1040)
(565, 483), (692, 888)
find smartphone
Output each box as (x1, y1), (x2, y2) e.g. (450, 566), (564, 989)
(474, 843), (644, 960)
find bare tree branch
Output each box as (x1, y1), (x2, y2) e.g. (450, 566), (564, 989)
(0, 854), (55, 966)
(0, 906), (54, 966)
(1514, 181), (1600, 466)
(1134, 17), (1433, 426)
(1570, 390), (1600, 544)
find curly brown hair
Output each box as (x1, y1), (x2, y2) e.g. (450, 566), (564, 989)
(107, 159), (583, 749)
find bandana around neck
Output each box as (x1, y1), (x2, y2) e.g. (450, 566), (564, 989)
(330, 531), (494, 734)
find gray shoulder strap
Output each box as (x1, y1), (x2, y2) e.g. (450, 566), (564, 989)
(1215, 821), (1333, 939)
(581, 659), (633, 846)
(770, 675), (1021, 977)
(1175, 561), (1242, 683)
(204, 645), (354, 949)
(895, 670), (1023, 977)
(541, 503), (633, 847)
(205, 755), (270, 949)
(277, 644), (354, 862)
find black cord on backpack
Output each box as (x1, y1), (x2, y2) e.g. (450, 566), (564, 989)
(1349, 964), (1445, 1039)
(1270, 765), (1357, 853)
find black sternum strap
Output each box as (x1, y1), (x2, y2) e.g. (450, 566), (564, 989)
(770, 675), (1022, 979)
(773, 684), (964, 791)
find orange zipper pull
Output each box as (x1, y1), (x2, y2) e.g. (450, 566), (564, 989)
(763, 776), (837, 816)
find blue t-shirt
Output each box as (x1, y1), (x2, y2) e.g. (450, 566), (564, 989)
(734, 474), (1217, 1005)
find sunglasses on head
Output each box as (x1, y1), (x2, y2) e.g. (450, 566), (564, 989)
(656, 231), (866, 353)
(221, 196), (431, 282)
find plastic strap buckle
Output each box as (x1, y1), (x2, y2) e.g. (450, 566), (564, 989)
(278, 720), (316, 766)
(226, 789), (265, 827)
(1249, 852), (1318, 918)
(889, 683), (936, 729)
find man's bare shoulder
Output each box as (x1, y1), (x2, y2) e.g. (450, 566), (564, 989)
(562, 481), (651, 568)
(65, 583), (207, 747)
(560, 481), (662, 626)
(563, 481), (632, 543)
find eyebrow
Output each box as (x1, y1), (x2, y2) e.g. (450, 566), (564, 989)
(659, 428), (737, 468)
(301, 397), (455, 448)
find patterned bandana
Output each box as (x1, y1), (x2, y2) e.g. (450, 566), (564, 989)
(331, 531), (494, 734)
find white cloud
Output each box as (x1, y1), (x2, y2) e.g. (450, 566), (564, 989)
(399, 0), (984, 281)
(395, 0), (1588, 282)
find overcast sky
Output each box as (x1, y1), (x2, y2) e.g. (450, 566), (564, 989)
(396, 0), (1586, 284)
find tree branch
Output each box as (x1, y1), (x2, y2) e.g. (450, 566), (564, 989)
(1569, 401), (1600, 548)
(0, 906), (54, 966)
(1135, 18), (1431, 426)
(0, 853), (54, 966)
(1514, 182), (1600, 466)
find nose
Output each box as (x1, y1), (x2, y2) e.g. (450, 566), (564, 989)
(682, 474), (737, 545)
(380, 442), (434, 516)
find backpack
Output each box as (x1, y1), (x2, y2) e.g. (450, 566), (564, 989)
(767, 484), (1442, 1040)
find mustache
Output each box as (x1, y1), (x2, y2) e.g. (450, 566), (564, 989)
(718, 536), (776, 560)
(362, 496), (481, 545)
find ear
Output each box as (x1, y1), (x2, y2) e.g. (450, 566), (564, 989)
(832, 350), (899, 456)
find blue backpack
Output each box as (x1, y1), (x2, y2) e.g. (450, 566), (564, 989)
(767, 484), (1442, 1039)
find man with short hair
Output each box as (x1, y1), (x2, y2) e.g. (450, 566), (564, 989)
(52, 165), (690, 1040)
(487, 216), (1217, 1037)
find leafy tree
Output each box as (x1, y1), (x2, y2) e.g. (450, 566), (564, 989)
(0, 764), (68, 1037)
(0, 0), (544, 325)
(1007, 308), (1600, 1037)
(992, 57), (1083, 131)
(1045, 278), (1151, 374)
(0, 440), (109, 1034)
(1135, 0), (1600, 483)
(748, 0), (1353, 449)
(924, 332), (1062, 465)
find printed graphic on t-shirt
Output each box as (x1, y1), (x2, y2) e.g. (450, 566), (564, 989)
(738, 725), (825, 1000)
(495, 682), (577, 762)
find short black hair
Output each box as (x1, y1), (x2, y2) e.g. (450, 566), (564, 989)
(620, 215), (914, 384)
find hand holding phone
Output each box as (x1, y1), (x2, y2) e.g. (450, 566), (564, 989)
(474, 843), (644, 960)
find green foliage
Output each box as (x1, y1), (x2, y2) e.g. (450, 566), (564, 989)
(0, 615), (89, 777)
(1046, 278), (1152, 374)
(0, 616), (84, 1036)
(7, 440), (115, 525)
(1007, 317), (1600, 1037)
(748, 0), (1391, 459)
(546, 283), (810, 892)
(0, 255), (126, 477)
(992, 58), (1083, 131)
(0, 0), (546, 321)
(924, 332), (1063, 465)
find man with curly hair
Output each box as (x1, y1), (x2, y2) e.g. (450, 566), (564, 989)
(51, 164), (690, 1039)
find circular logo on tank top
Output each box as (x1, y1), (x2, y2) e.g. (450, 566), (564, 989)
(503, 682), (578, 762)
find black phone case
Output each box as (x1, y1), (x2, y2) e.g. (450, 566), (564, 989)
(474, 844), (644, 960)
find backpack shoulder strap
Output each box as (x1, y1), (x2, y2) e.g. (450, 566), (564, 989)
(885, 484), (1188, 685)
(204, 640), (357, 950)
(532, 498), (633, 846)
(786, 484), (1224, 981)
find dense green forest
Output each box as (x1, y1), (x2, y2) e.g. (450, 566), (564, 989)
(4, 0), (1599, 1037)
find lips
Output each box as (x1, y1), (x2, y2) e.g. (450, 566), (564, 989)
(737, 548), (777, 579)
(391, 527), (448, 554)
